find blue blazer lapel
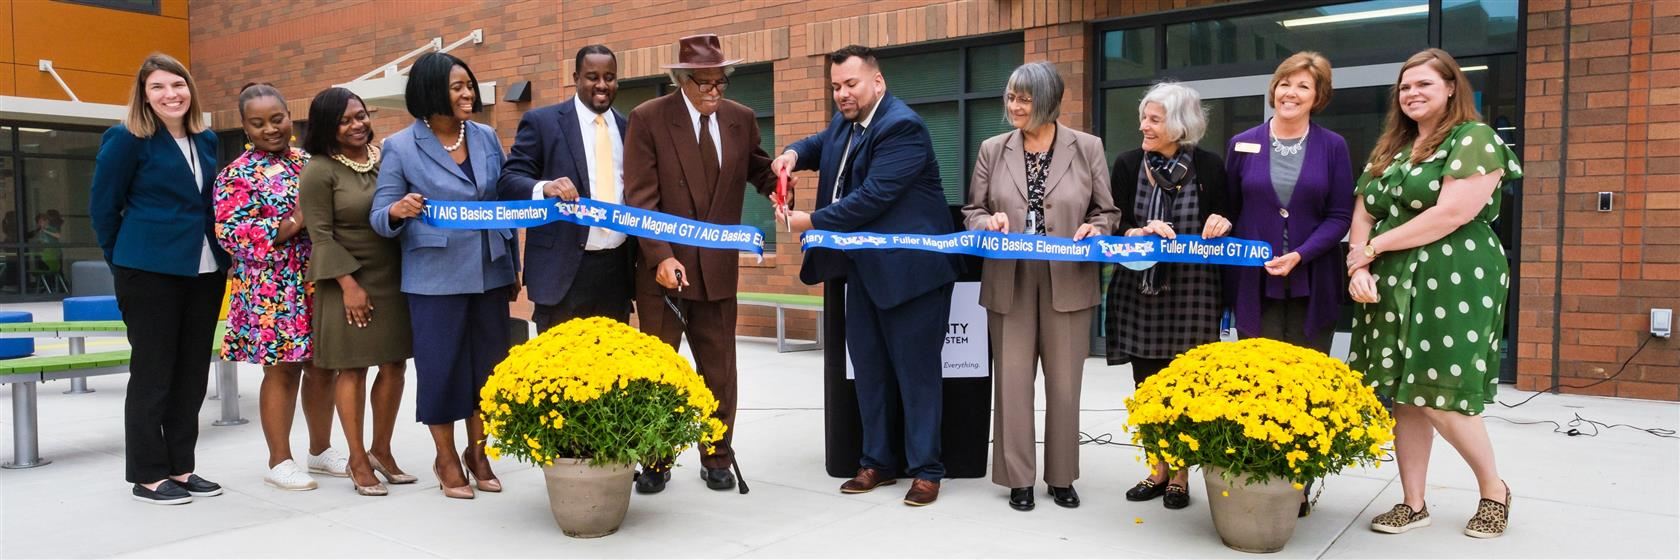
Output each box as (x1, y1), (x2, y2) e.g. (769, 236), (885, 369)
(816, 115), (844, 209)
(468, 122), (498, 197)
(413, 121), (471, 184)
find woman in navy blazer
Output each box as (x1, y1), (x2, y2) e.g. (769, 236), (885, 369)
(1223, 52), (1354, 515)
(369, 52), (516, 499)
(89, 53), (231, 505)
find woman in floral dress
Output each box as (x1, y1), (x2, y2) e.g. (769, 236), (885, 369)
(214, 83), (344, 491)
(1346, 49), (1521, 539)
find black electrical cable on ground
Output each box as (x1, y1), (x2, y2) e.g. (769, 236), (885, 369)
(1485, 333), (1676, 439)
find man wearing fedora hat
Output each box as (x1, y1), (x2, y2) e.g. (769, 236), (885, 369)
(623, 33), (780, 494)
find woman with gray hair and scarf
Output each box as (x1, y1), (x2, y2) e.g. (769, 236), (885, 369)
(963, 61), (1118, 512)
(1105, 81), (1232, 511)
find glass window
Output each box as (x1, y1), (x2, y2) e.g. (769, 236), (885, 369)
(1442, 0), (1521, 55)
(18, 128), (100, 157)
(1307, 85), (1392, 181)
(1200, 96), (1266, 157)
(1102, 86), (1148, 164)
(57, 0), (160, 14)
(882, 40), (1021, 204)
(1, 127), (11, 151)
(1166, 0), (1428, 70)
(728, 67), (778, 250)
(613, 80), (664, 116)
(886, 50), (961, 100)
(967, 43), (1023, 95)
(1103, 28), (1156, 82)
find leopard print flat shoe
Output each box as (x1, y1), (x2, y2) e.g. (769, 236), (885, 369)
(1464, 482), (1511, 539)
(1370, 503), (1431, 534)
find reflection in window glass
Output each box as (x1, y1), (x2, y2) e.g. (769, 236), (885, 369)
(1306, 85), (1392, 181)
(1103, 28), (1155, 81)
(1442, 0), (1521, 55)
(1102, 87), (1148, 164)
(23, 158), (96, 246)
(1, 127), (11, 151)
(1167, 0), (1428, 69)
(18, 128), (101, 157)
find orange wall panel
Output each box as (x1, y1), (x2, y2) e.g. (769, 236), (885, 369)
(11, 0), (190, 90)
(12, 64), (132, 105)
(0, 0), (13, 64)
(162, 0), (188, 19)
(0, 64), (15, 97)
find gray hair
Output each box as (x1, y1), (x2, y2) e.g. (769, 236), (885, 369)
(1137, 81), (1207, 146)
(667, 66), (736, 89)
(1004, 61), (1064, 130)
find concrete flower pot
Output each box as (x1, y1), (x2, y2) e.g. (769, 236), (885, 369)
(542, 459), (635, 538)
(1202, 465), (1301, 553)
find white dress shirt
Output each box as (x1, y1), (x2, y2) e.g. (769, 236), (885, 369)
(531, 96), (627, 250)
(175, 136), (218, 273)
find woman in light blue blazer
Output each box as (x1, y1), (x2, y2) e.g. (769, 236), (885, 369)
(370, 52), (517, 499)
(90, 53), (230, 505)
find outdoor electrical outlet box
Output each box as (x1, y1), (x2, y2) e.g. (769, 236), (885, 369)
(1653, 309), (1673, 338)
(1598, 192), (1614, 212)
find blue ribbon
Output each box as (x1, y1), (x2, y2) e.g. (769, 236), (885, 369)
(418, 198), (766, 256)
(799, 230), (1271, 267)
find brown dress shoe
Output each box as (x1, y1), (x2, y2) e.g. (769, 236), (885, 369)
(903, 479), (940, 506)
(839, 468), (897, 494)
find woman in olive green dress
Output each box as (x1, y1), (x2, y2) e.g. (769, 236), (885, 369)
(299, 87), (415, 496)
(1346, 49), (1520, 539)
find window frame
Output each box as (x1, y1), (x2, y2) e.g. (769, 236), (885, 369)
(0, 120), (109, 302)
(55, 0), (161, 15)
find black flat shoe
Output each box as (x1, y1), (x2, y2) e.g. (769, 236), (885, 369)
(175, 474), (222, 497)
(1049, 485), (1080, 508)
(634, 468), (670, 494)
(1163, 483), (1190, 509)
(701, 467), (736, 491)
(1125, 478), (1167, 502)
(132, 480), (192, 505)
(1008, 487), (1035, 511)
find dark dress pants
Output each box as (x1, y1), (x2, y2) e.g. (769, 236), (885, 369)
(531, 245), (633, 333)
(114, 266), (226, 484)
(848, 278), (952, 481)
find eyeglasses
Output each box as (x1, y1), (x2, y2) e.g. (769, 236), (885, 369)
(1005, 93), (1034, 105)
(688, 75), (730, 94)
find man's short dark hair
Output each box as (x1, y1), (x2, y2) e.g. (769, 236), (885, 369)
(405, 52), (483, 119)
(828, 44), (878, 69)
(302, 87), (374, 156)
(574, 45), (616, 75)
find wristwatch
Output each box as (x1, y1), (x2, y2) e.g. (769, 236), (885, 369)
(1363, 243), (1377, 258)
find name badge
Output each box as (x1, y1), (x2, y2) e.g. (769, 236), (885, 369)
(1234, 142), (1262, 154)
(262, 164), (286, 178)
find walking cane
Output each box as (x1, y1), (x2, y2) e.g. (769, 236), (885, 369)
(663, 270), (749, 495)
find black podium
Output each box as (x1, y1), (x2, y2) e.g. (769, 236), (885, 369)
(821, 248), (991, 479)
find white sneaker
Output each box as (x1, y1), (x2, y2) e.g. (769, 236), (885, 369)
(264, 459), (319, 491)
(307, 448), (350, 478)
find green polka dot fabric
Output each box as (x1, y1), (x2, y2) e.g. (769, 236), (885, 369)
(1349, 121), (1522, 415)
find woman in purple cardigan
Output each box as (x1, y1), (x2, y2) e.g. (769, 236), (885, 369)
(1224, 51), (1354, 516)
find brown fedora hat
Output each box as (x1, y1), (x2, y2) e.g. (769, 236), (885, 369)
(660, 34), (742, 69)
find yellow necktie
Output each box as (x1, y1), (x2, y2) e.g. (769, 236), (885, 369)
(593, 114), (616, 204)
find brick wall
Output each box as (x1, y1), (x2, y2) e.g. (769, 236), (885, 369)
(1521, 0), (1680, 401)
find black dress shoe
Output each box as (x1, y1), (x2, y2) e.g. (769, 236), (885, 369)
(1125, 478), (1167, 502)
(176, 474), (222, 497)
(1049, 485), (1080, 508)
(132, 480), (192, 505)
(634, 468), (670, 494)
(701, 467), (735, 491)
(1008, 487), (1035, 511)
(1163, 483), (1190, 509)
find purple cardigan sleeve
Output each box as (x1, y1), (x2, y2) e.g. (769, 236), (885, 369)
(1293, 135), (1354, 262)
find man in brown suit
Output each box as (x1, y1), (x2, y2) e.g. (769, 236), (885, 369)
(623, 34), (778, 494)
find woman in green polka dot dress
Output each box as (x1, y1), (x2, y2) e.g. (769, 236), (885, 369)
(1345, 49), (1519, 539)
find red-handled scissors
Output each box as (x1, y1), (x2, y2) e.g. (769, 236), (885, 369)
(775, 169), (790, 232)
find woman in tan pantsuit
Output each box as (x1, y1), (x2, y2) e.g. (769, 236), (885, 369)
(962, 61), (1119, 512)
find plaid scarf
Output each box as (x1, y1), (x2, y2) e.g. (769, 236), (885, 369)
(1139, 149), (1195, 295)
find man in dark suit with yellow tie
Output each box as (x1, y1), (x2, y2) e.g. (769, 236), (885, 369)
(498, 45), (634, 331)
(776, 45), (960, 507)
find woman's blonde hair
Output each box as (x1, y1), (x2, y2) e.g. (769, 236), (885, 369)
(122, 53), (207, 138)
(1364, 48), (1480, 177)
(1267, 51), (1333, 113)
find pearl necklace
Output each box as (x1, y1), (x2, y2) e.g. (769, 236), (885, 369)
(333, 144), (381, 174)
(1271, 120), (1309, 157)
(425, 119), (467, 152)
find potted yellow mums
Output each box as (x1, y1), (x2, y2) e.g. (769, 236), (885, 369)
(480, 317), (726, 538)
(1125, 339), (1395, 553)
